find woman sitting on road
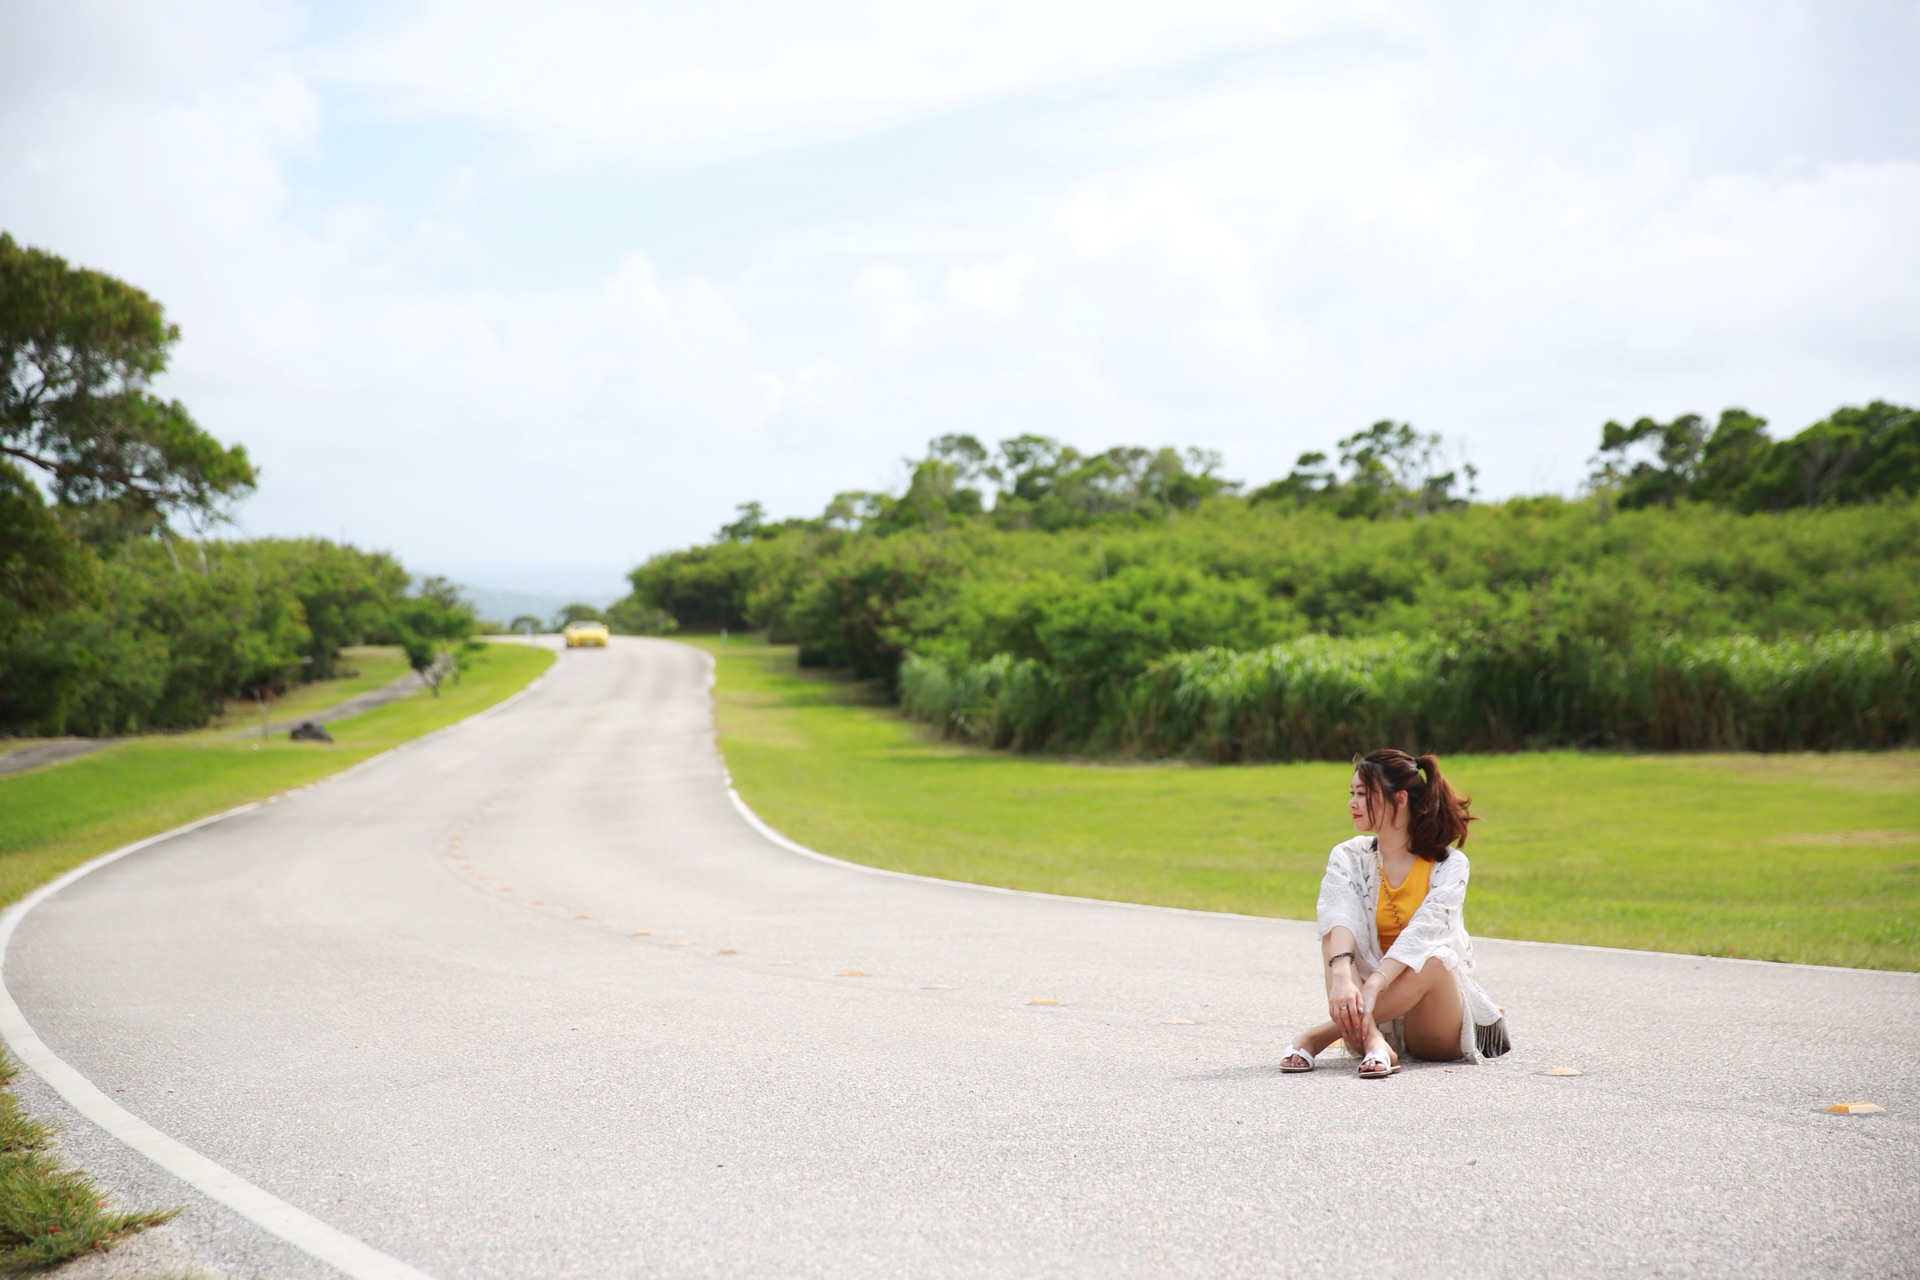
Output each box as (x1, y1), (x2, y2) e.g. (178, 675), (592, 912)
(1281, 748), (1511, 1079)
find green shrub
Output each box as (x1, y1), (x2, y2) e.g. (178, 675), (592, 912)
(623, 495), (1920, 693)
(905, 626), (1920, 760)
(0, 530), (427, 736)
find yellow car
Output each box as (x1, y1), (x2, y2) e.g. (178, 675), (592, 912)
(563, 621), (610, 648)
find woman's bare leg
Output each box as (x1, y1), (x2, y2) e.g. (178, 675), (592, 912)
(1363, 958), (1466, 1063)
(1281, 1020), (1353, 1068)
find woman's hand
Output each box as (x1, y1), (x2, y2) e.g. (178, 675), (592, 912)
(1327, 968), (1365, 1040)
(1361, 972), (1390, 1025)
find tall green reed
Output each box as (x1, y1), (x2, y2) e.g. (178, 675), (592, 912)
(900, 625), (1919, 760)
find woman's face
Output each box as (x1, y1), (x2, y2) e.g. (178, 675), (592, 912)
(1349, 770), (1403, 833)
(1348, 772), (1373, 831)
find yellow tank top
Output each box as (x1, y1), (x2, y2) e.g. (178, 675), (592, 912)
(1376, 855), (1432, 953)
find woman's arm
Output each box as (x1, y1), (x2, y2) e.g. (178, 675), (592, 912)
(1315, 840), (1374, 1039)
(1323, 926), (1367, 1040)
(1359, 956), (1410, 1023)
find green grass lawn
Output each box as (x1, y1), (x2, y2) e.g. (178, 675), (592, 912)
(695, 635), (1920, 971)
(0, 641), (553, 909)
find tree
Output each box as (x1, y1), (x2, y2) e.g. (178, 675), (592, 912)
(862, 435), (992, 533)
(1333, 420), (1474, 517)
(981, 437), (1238, 529)
(1, 232), (255, 536)
(1150, 447), (1240, 511)
(620, 538), (784, 630)
(1249, 451), (1337, 509)
(605, 597), (678, 635)
(992, 435), (1070, 502)
(552, 602), (606, 628)
(1754, 401), (1920, 509)
(390, 577), (479, 695)
(1587, 414), (1709, 509)
(897, 457), (982, 530)
(0, 459), (97, 613)
(1250, 422), (1472, 517)
(257, 538), (410, 677)
(717, 501), (768, 542)
(1585, 402), (1918, 513)
(1690, 409), (1771, 507)
(508, 614), (543, 637)
(822, 490), (892, 531)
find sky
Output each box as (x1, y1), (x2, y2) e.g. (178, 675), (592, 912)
(4, 0), (1917, 602)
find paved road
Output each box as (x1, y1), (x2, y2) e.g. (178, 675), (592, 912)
(8, 638), (1917, 1278)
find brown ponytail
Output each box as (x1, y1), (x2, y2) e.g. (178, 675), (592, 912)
(1353, 748), (1476, 860)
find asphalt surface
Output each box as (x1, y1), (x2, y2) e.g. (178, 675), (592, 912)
(8, 637), (1917, 1279)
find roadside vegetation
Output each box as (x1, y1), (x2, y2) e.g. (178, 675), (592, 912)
(701, 635), (1920, 971)
(902, 626), (1920, 759)
(0, 640), (551, 910)
(0, 1050), (174, 1274)
(0, 234), (560, 895)
(1, 232), (484, 739)
(0, 231), (560, 1276)
(614, 410), (1919, 759)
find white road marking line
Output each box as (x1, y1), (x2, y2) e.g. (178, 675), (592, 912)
(0, 809), (436, 1280)
(705, 648), (1915, 979)
(0, 660), (557, 1279)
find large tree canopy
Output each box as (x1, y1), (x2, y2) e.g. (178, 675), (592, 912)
(1587, 402), (1919, 512)
(0, 231), (255, 529)
(0, 234), (465, 737)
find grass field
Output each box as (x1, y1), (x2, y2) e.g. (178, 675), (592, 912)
(697, 635), (1920, 971)
(0, 641), (553, 910)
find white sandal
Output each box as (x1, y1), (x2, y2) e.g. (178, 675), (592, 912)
(1358, 1049), (1401, 1079)
(1280, 1046), (1316, 1073)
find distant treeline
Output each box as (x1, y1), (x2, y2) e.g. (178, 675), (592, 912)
(518, 599), (677, 638)
(615, 406), (1920, 756)
(1, 514), (419, 735)
(1584, 403), (1919, 514)
(2, 232), (479, 737)
(1, 485), (481, 735)
(692, 402), (1918, 544)
(622, 486), (1920, 686)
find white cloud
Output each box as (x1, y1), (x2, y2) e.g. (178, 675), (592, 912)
(776, 17), (1920, 494)
(944, 253), (1033, 323)
(312, 0), (1381, 163)
(1, 0), (1914, 583)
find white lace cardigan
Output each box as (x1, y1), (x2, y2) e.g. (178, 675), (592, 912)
(1314, 835), (1505, 1062)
